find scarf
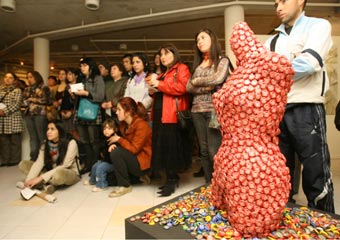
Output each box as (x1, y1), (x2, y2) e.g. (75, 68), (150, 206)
(48, 141), (59, 164)
(134, 72), (146, 85)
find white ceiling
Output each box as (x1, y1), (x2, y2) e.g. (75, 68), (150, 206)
(1, 0), (340, 72)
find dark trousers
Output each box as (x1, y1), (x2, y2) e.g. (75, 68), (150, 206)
(192, 112), (222, 183)
(0, 133), (22, 165)
(76, 124), (101, 169)
(279, 103), (334, 213)
(25, 115), (47, 161)
(110, 146), (143, 187)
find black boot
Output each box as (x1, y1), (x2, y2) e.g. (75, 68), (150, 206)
(158, 174), (179, 190)
(193, 166), (204, 177)
(157, 178), (179, 197)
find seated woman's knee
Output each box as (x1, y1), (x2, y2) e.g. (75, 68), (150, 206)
(18, 160), (34, 175)
(51, 169), (79, 186)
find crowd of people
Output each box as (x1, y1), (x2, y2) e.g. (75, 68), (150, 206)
(1, 36), (223, 198)
(0, 0), (336, 213)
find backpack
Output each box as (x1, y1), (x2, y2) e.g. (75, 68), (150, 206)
(67, 133), (86, 177)
(334, 100), (340, 131)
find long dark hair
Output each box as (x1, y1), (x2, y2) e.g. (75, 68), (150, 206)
(157, 43), (181, 72)
(117, 97), (149, 121)
(192, 28), (223, 73)
(27, 70), (44, 86)
(132, 52), (150, 74)
(66, 67), (80, 84)
(43, 121), (70, 171)
(79, 57), (100, 81)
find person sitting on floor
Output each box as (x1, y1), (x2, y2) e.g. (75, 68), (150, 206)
(83, 118), (118, 192)
(18, 121), (80, 194)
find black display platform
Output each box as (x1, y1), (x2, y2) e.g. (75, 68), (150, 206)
(125, 185), (340, 239)
(125, 188), (194, 239)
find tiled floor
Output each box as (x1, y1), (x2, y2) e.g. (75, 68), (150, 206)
(0, 160), (339, 240)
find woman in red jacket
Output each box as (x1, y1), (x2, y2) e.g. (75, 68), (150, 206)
(147, 43), (192, 196)
(107, 97), (152, 197)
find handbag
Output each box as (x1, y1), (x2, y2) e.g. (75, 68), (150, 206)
(176, 109), (192, 130)
(77, 98), (99, 121)
(173, 70), (192, 130)
(60, 110), (73, 120)
(208, 109), (220, 129)
(46, 105), (60, 121)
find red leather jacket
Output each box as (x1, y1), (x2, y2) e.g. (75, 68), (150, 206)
(154, 63), (191, 123)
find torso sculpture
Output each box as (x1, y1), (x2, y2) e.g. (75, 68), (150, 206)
(210, 22), (294, 237)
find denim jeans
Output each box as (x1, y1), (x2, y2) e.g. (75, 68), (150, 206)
(192, 112), (222, 183)
(24, 115), (47, 161)
(90, 161), (114, 188)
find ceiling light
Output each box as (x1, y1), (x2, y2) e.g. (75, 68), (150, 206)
(85, 0), (100, 10)
(1, 0), (16, 13)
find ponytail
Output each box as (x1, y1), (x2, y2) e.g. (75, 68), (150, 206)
(118, 97), (149, 121)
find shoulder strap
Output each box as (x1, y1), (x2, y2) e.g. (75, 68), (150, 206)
(270, 33), (280, 52)
(0, 88), (15, 102)
(226, 57), (234, 72)
(173, 68), (180, 112)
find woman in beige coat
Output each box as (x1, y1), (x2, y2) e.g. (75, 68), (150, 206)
(19, 121), (80, 194)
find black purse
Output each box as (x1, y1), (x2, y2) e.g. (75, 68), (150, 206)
(176, 108), (192, 130)
(174, 71), (192, 130)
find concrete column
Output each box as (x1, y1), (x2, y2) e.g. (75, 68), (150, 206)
(224, 5), (244, 66)
(33, 37), (49, 84)
(22, 38), (50, 161)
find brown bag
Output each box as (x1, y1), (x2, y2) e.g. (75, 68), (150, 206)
(60, 110), (73, 120)
(46, 106), (60, 121)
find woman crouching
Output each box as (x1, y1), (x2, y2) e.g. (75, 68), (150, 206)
(107, 97), (152, 197)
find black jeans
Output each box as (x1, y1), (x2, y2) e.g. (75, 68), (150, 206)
(192, 112), (222, 183)
(110, 146), (143, 187)
(76, 124), (101, 169)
